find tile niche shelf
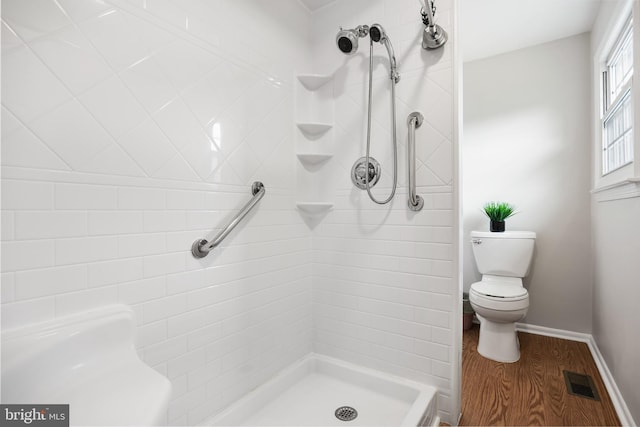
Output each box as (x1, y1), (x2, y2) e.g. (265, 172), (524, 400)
(296, 122), (332, 136)
(295, 73), (334, 221)
(297, 74), (332, 91)
(296, 153), (333, 165)
(295, 202), (334, 214)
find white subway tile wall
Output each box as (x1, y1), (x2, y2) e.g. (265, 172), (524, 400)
(1, 0), (312, 424)
(1, 0), (458, 425)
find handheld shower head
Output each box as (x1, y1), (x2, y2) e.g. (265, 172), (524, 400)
(369, 24), (385, 43)
(370, 23), (399, 83)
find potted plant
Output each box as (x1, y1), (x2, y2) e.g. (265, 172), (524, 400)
(483, 201), (516, 232)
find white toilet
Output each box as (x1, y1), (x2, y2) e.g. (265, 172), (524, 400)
(469, 230), (536, 363)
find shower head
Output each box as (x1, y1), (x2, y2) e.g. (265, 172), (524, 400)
(336, 24), (399, 83)
(336, 24), (387, 54)
(336, 28), (358, 55)
(336, 25), (368, 55)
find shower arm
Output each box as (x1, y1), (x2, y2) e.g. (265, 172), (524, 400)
(352, 25), (369, 38)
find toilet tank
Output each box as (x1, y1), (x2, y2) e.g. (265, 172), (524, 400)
(471, 231), (536, 277)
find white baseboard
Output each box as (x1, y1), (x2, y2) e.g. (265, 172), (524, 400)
(515, 322), (592, 343)
(516, 323), (636, 426)
(585, 335), (636, 426)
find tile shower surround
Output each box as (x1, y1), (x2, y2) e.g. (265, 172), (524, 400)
(1, 0), (458, 424)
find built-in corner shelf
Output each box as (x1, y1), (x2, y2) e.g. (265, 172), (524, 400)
(295, 73), (335, 224)
(296, 202), (334, 214)
(296, 122), (333, 136)
(296, 153), (333, 165)
(297, 74), (332, 91)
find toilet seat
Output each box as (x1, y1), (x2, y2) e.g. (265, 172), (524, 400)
(470, 280), (529, 311)
(470, 280), (527, 300)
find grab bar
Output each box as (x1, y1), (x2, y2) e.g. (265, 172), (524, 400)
(191, 181), (265, 258)
(407, 112), (424, 211)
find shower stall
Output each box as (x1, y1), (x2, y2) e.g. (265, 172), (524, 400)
(0, 0), (460, 425)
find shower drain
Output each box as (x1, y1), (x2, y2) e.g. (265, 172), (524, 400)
(335, 406), (358, 422)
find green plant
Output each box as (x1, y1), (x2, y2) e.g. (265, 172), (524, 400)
(483, 201), (516, 222)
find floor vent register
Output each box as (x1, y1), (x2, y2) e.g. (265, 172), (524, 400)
(563, 370), (600, 401)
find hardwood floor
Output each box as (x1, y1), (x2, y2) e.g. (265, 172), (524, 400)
(460, 324), (620, 426)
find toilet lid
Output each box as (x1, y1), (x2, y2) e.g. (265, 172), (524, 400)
(471, 281), (528, 299)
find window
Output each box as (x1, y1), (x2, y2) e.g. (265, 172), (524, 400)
(601, 17), (634, 176)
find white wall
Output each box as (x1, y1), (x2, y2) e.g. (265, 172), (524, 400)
(463, 34), (593, 332)
(590, 0), (640, 423)
(308, 0), (460, 423)
(1, 1), (313, 424)
(591, 197), (640, 424)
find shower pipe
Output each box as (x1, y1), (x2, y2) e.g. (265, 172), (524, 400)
(407, 112), (424, 211)
(191, 181), (265, 258)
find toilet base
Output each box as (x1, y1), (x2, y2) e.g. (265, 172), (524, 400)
(476, 314), (521, 363)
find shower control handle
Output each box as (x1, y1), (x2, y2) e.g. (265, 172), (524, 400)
(355, 162), (376, 181)
(351, 157), (381, 190)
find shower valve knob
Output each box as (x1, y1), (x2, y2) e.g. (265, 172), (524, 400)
(356, 163), (375, 180)
(351, 157), (381, 190)
(355, 162), (376, 182)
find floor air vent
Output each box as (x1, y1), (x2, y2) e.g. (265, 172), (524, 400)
(335, 406), (358, 422)
(563, 370), (600, 401)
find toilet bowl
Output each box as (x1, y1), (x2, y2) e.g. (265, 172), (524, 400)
(469, 277), (529, 362)
(469, 231), (536, 363)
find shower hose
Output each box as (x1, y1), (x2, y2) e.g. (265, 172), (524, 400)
(364, 38), (398, 205)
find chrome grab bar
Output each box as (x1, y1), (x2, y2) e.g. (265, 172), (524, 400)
(407, 112), (424, 211)
(191, 181), (265, 258)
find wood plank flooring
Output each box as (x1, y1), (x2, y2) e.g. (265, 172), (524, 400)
(460, 324), (620, 426)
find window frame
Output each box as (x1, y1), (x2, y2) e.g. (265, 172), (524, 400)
(600, 16), (634, 176)
(591, 0), (639, 197)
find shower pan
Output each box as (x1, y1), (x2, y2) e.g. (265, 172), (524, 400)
(206, 354), (439, 426)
